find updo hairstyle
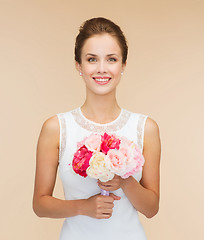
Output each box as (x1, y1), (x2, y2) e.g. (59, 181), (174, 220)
(75, 17), (128, 64)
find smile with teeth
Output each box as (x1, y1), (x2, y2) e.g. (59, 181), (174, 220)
(93, 77), (111, 82)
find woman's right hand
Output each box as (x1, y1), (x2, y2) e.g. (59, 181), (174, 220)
(81, 193), (121, 219)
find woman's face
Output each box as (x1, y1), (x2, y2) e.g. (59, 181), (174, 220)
(76, 33), (126, 96)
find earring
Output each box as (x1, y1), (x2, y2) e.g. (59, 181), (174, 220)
(121, 72), (123, 76)
(79, 72), (82, 76)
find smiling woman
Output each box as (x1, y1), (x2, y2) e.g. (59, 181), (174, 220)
(33, 17), (161, 240)
(76, 33), (125, 94)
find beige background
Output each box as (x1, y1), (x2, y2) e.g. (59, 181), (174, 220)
(1, 0), (204, 239)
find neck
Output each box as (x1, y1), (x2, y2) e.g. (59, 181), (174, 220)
(80, 89), (121, 124)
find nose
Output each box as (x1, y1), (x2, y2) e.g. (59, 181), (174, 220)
(97, 60), (107, 74)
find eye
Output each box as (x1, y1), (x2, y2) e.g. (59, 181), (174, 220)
(108, 58), (117, 62)
(88, 57), (96, 62)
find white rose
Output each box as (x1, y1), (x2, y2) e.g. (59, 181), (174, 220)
(86, 152), (114, 182)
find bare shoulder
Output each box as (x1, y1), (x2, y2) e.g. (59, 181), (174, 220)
(144, 117), (160, 137)
(42, 115), (60, 131)
(38, 115), (60, 148)
(143, 117), (160, 149)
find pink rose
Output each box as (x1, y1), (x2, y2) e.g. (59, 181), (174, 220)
(105, 149), (127, 176)
(77, 136), (89, 149)
(72, 145), (93, 177)
(119, 136), (132, 147)
(119, 146), (132, 164)
(121, 143), (145, 178)
(85, 133), (101, 152)
(101, 132), (120, 154)
(132, 144), (145, 171)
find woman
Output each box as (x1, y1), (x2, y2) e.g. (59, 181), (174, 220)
(33, 17), (161, 240)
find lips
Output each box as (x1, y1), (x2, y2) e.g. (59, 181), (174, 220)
(93, 77), (111, 81)
(93, 77), (111, 85)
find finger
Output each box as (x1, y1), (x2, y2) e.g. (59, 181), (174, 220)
(97, 213), (112, 219)
(101, 208), (113, 217)
(104, 202), (114, 209)
(102, 214), (111, 219)
(97, 181), (111, 187)
(103, 196), (114, 203)
(103, 208), (113, 214)
(109, 193), (121, 200)
(98, 183), (112, 190)
(98, 179), (115, 185)
(96, 209), (112, 219)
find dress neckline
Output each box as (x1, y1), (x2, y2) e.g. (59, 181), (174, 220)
(78, 106), (124, 126)
(71, 107), (131, 133)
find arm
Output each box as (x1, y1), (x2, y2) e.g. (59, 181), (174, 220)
(121, 117), (161, 218)
(98, 117), (161, 218)
(32, 115), (119, 219)
(32, 115), (83, 218)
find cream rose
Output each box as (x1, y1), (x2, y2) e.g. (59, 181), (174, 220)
(86, 152), (114, 182)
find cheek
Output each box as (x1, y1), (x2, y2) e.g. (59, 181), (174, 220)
(111, 67), (123, 76)
(82, 64), (95, 74)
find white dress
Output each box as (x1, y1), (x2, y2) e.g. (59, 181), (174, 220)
(57, 107), (148, 240)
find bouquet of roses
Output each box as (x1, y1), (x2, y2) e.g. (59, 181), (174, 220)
(72, 132), (144, 195)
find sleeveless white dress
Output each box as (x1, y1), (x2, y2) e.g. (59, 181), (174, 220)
(57, 107), (148, 240)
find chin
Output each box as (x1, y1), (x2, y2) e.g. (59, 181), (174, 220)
(87, 87), (116, 96)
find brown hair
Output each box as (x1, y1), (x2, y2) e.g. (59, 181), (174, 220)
(75, 17), (128, 64)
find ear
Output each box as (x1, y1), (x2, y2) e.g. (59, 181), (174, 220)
(75, 61), (82, 73)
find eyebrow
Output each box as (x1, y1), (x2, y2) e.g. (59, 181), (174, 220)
(86, 53), (97, 56)
(86, 53), (119, 57)
(107, 54), (118, 57)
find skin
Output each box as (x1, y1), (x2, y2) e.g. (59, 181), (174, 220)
(33, 33), (161, 220)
